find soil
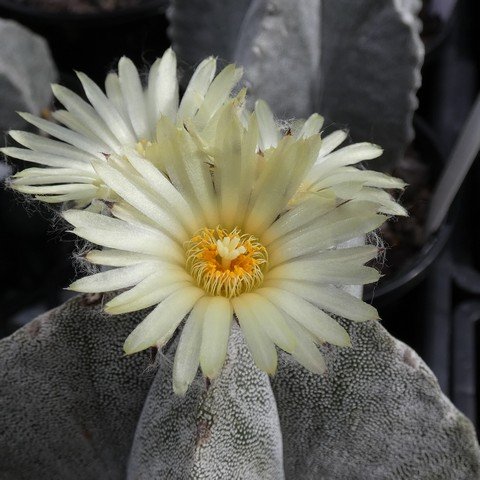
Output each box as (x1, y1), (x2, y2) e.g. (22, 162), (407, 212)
(6, 0), (147, 14)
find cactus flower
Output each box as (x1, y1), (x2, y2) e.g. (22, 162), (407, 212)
(61, 92), (405, 394)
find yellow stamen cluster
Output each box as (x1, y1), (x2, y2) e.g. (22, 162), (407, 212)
(185, 227), (268, 298)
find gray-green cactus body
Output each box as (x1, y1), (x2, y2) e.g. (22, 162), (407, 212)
(0, 294), (479, 479)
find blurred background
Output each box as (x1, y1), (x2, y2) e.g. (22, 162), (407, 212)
(0, 0), (479, 435)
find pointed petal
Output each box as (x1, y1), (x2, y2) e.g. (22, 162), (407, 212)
(255, 99), (280, 150)
(177, 56), (216, 121)
(257, 287), (351, 347)
(118, 57), (149, 139)
(232, 296), (278, 374)
(173, 297), (208, 395)
(69, 262), (157, 293)
(123, 286), (204, 354)
(265, 280), (379, 322)
(199, 296), (233, 379)
(242, 293), (297, 353)
(147, 48), (179, 126)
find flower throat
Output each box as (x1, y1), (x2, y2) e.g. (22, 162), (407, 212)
(185, 227), (268, 298)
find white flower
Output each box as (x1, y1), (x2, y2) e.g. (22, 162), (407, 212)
(63, 95), (405, 395)
(3, 48), (242, 206)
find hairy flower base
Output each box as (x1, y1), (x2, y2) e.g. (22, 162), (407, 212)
(185, 227), (268, 298)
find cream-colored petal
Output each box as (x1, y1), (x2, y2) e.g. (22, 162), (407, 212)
(85, 249), (158, 267)
(92, 160), (189, 241)
(283, 315), (326, 374)
(261, 195), (336, 246)
(193, 64), (243, 128)
(63, 209), (182, 259)
(123, 286), (204, 354)
(77, 71), (136, 146)
(255, 99), (280, 150)
(52, 84), (121, 151)
(267, 245), (380, 285)
(317, 130), (348, 157)
(147, 48), (179, 126)
(9, 130), (95, 163)
(296, 113), (324, 139)
(265, 280), (379, 322)
(126, 151), (200, 233)
(200, 296), (233, 379)
(13, 183), (97, 195)
(269, 210), (386, 266)
(257, 287), (351, 347)
(105, 73), (130, 123)
(232, 296), (278, 374)
(173, 297), (208, 395)
(118, 57), (149, 140)
(52, 109), (110, 148)
(156, 119), (219, 227)
(17, 113), (105, 158)
(1, 147), (90, 170)
(313, 142), (383, 175)
(245, 135), (321, 235)
(242, 293), (297, 353)
(105, 278), (192, 315)
(214, 103), (244, 228)
(69, 262), (157, 293)
(177, 56), (216, 121)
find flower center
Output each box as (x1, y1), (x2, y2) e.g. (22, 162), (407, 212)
(185, 227), (268, 298)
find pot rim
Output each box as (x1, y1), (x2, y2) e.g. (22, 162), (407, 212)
(0, 0), (167, 25)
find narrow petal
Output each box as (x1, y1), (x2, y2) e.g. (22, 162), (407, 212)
(118, 57), (149, 139)
(1, 147), (90, 170)
(194, 64), (243, 128)
(123, 286), (204, 354)
(52, 84), (121, 151)
(269, 211), (386, 266)
(317, 130), (348, 157)
(9, 130), (103, 163)
(177, 56), (216, 121)
(18, 112), (106, 158)
(63, 209), (183, 259)
(255, 99), (280, 150)
(92, 159), (189, 241)
(296, 113), (324, 139)
(69, 262), (157, 293)
(310, 143), (383, 180)
(85, 249), (157, 267)
(105, 276), (192, 315)
(105, 72), (130, 122)
(77, 71), (136, 145)
(265, 280), (379, 322)
(199, 296), (233, 379)
(173, 297), (209, 395)
(262, 195), (337, 246)
(283, 315), (326, 374)
(214, 103), (244, 228)
(147, 48), (179, 126)
(52, 109), (110, 148)
(14, 183), (97, 195)
(242, 293), (297, 353)
(232, 296), (278, 374)
(267, 246), (380, 285)
(257, 287), (351, 347)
